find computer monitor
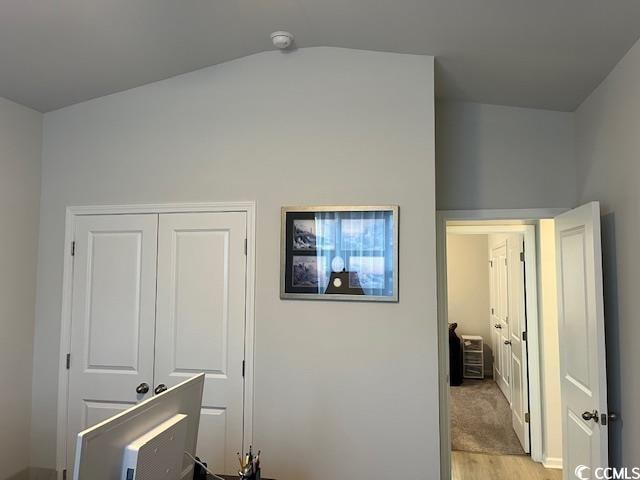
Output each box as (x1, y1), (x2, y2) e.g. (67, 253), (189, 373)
(73, 373), (205, 480)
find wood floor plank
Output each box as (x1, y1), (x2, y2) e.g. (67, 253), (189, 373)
(452, 451), (562, 480)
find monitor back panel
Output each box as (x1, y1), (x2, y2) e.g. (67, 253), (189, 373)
(74, 374), (204, 480)
(123, 414), (188, 480)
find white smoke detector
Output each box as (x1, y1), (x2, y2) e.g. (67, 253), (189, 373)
(271, 31), (294, 50)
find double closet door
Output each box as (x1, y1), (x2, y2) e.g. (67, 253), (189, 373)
(65, 211), (247, 475)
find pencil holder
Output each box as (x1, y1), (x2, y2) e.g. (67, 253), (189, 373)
(239, 467), (260, 480)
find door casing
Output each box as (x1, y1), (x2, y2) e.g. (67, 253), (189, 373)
(55, 202), (257, 480)
(437, 208), (567, 480)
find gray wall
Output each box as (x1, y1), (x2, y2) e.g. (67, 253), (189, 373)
(30, 47), (438, 480)
(0, 97), (42, 478)
(436, 101), (576, 210)
(575, 38), (640, 466)
(446, 234), (492, 372)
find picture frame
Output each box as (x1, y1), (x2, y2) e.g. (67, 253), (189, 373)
(280, 205), (399, 302)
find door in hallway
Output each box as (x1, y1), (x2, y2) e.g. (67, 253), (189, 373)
(490, 242), (510, 402)
(489, 234), (530, 453)
(506, 236), (530, 453)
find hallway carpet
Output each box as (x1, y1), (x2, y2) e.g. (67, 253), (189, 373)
(451, 379), (525, 455)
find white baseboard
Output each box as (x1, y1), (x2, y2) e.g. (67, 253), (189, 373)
(542, 455), (563, 469)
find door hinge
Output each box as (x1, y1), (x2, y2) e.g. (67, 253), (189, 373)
(489, 260), (493, 267)
(504, 258), (508, 266)
(244, 238), (248, 255)
(71, 241), (76, 256)
(525, 412), (530, 423)
(242, 360), (246, 377)
(62, 469), (67, 480)
(522, 331), (527, 342)
(491, 308), (494, 315)
(66, 353), (71, 369)
(520, 251), (525, 262)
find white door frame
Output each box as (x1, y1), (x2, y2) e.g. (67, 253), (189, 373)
(55, 202), (257, 479)
(437, 208), (566, 480)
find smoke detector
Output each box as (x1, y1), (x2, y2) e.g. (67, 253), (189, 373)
(271, 31), (294, 50)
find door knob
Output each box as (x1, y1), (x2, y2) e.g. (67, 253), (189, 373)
(582, 410), (599, 422)
(135, 383), (150, 394)
(504, 340), (511, 345)
(494, 324), (502, 329)
(154, 384), (168, 395)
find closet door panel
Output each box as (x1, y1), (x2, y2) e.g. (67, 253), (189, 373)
(171, 229), (229, 375)
(155, 212), (247, 475)
(66, 214), (158, 473)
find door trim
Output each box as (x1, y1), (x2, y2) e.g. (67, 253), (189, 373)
(56, 202), (257, 479)
(436, 208), (567, 480)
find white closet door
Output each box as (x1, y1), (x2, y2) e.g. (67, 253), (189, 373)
(155, 212), (247, 475)
(66, 214), (158, 472)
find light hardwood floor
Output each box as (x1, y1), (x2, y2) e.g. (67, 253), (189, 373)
(452, 451), (563, 480)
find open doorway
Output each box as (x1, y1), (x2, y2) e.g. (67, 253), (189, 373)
(436, 209), (570, 480)
(437, 205), (611, 480)
(447, 228), (531, 455)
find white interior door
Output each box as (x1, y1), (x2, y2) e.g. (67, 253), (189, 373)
(555, 202), (608, 478)
(491, 243), (511, 401)
(66, 214), (158, 472)
(490, 250), (503, 383)
(155, 212), (247, 475)
(507, 235), (530, 453)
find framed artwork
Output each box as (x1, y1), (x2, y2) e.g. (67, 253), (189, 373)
(280, 206), (399, 302)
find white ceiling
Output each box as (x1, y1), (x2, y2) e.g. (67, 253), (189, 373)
(1, 0), (639, 112)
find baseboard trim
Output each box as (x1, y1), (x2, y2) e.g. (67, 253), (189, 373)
(542, 456), (563, 469)
(5, 468), (29, 480)
(5, 468), (57, 480)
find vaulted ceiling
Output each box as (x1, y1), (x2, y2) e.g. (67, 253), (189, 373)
(1, 0), (639, 112)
